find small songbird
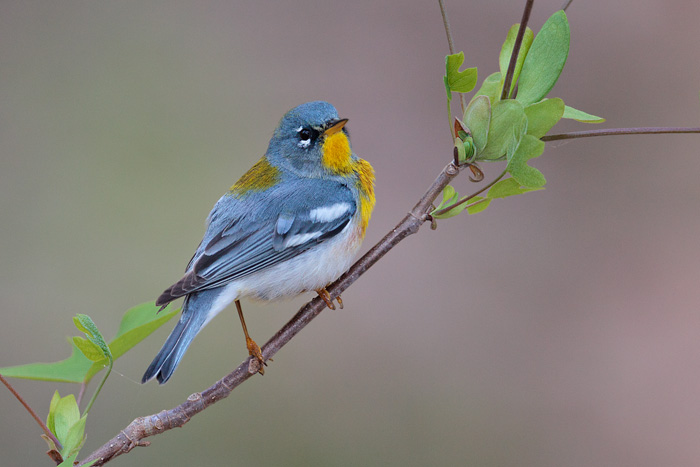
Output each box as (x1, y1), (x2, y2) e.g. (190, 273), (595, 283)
(142, 101), (375, 384)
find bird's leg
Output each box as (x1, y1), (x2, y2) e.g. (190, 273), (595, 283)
(336, 295), (343, 309)
(235, 299), (266, 375)
(316, 288), (342, 310)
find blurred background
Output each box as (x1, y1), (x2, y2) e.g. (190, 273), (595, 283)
(2, 1), (700, 466)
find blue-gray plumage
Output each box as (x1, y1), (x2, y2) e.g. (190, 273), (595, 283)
(142, 101), (375, 384)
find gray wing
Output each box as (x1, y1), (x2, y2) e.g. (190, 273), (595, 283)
(156, 180), (356, 306)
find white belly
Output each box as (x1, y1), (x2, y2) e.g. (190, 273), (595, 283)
(222, 219), (361, 302)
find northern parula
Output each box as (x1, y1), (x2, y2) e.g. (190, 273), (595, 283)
(142, 101), (375, 384)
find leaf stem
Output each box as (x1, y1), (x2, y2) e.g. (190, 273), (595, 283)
(561, 0), (575, 11)
(500, 0), (534, 100)
(82, 359), (113, 416)
(465, 197), (490, 210)
(542, 126), (700, 141)
(432, 168), (507, 217)
(0, 372), (63, 450)
(76, 382), (87, 407)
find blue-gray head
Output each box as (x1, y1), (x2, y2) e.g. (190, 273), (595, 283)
(266, 101), (352, 177)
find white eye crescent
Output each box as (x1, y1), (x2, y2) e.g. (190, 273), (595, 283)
(297, 127), (314, 148)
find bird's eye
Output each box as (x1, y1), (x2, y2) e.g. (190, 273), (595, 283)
(299, 128), (313, 141)
(297, 127), (317, 148)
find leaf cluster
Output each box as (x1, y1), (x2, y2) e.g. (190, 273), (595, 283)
(0, 302), (178, 463)
(435, 10), (604, 219)
(1, 302), (178, 383)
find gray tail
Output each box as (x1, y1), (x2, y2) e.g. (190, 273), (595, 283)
(142, 296), (207, 384)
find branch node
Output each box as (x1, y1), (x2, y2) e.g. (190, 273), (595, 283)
(221, 378), (233, 392)
(247, 358), (263, 375)
(467, 163), (484, 182)
(47, 449), (63, 465)
(407, 211), (426, 223)
(119, 430), (141, 453)
(156, 411), (169, 431)
(426, 214), (438, 230)
(445, 162), (459, 176)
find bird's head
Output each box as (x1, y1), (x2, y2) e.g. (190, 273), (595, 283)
(266, 101), (353, 178)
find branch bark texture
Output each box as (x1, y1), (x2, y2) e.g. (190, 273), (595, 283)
(78, 162), (461, 466)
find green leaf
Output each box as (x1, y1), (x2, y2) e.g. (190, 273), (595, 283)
(488, 177), (543, 199)
(434, 185), (458, 211)
(432, 185), (469, 219)
(445, 52), (478, 95)
(58, 454), (96, 467)
(58, 455), (96, 467)
(473, 72), (502, 105)
(62, 415), (87, 458)
(52, 394), (80, 445)
(517, 10), (570, 105)
(466, 197), (492, 214)
(73, 314), (111, 361)
(524, 98), (565, 138)
(72, 337), (107, 363)
(463, 95), (491, 154)
(479, 99), (526, 161)
(462, 138), (476, 162)
(506, 134), (547, 188)
(0, 302), (179, 383)
(508, 110), (529, 159)
(57, 453), (79, 467)
(56, 437), (96, 466)
(499, 24), (534, 98)
(105, 302), (179, 362)
(433, 201), (470, 219)
(47, 390), (61, 435)
(562, 105), (605, 123)
(0, 343), (92, 383)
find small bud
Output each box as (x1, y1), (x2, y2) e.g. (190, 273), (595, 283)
(454, 138), (467, 165)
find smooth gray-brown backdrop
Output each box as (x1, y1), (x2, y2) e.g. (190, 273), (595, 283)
(2, 1), (700, 466)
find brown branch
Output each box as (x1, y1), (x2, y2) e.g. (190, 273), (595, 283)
(75, 121), (700, 465)
(77, 162), (461, 467)
(0, 372), (64, 457)
(500, 0), (534, 100)
(542, 127), (700, 141)
(438, 0), (467, 114)
(431, 168), (507, 217)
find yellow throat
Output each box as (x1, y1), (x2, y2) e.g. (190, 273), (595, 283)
(322, 131), (354, 175)
(321, 131), (375, 237)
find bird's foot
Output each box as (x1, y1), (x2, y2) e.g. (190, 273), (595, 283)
(316, 288), (343, 310)
(245, 337), (266, 375)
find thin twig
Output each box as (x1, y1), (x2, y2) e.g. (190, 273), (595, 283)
(439, 0), (467, 114)
(501, 0), (534, 100)
(438, 0), (456, 56)
(431, 168), (507, 217)
(77, 162), (462, 467)
(83, 359), (112, 416)
(76, 382), (87, 407)
(0, 372), (63, 451)
(561, 0), (574, 11)
(542, 127), (700, 141)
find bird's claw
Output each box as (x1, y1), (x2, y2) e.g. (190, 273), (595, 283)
(246, 337), (266, 375)
(316, 288), (342, 310)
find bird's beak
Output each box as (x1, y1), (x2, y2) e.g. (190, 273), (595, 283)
(324, 118), (348, 137)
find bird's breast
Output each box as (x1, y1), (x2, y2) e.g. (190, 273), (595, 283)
(321, 132), (353, 174)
